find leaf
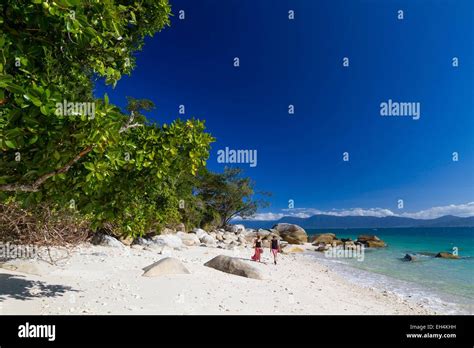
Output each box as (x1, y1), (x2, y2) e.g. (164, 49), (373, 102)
(28, 135), (39, 145)
(83, 162), (95, 171)
(5, 140), (16, 149)
(40, 105), (48, 115)
(5, 82), (23, 94)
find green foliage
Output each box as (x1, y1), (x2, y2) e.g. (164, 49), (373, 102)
(0, 1), (216, 238)
(0, 1), (266, 240)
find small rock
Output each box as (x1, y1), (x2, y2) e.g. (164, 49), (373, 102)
(403, 254), (417, 262)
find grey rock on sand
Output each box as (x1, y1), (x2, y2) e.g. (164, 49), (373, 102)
(204, 255), (262, 280)
(142, 257), (190, 277)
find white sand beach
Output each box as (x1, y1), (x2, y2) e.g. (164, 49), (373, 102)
(0, 242), (435, 315)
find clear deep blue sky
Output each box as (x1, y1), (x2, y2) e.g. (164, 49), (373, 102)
(95, 0), (474, 218)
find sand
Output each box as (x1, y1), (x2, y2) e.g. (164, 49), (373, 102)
(0, 243), (435, 315)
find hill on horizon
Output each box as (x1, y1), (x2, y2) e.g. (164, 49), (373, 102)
(238, 214), (474, 230)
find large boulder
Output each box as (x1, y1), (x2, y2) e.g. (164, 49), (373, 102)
(176, 232), (200, 246)
(435, 252), (459, 259)
(272, 224), (308, 244)
(151, 234), (183, 249)
(91, 233), (125, 248)
(310, 233), (336, 245)
(142, 257), (190, 277)
(403, 254), (417, 262)
(204, 255), (262, 279)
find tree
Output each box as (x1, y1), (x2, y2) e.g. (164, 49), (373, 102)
(196, 167), (270, 228)
(0, 0), (172, 193)
(0, 1), (215, 238)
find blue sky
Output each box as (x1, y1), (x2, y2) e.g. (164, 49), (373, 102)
(95, 0), (474, 220)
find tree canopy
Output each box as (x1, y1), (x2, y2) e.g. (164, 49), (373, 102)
(0, 1), (268, 240)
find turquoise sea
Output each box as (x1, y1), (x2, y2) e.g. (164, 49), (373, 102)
(306, 227), (474, 314)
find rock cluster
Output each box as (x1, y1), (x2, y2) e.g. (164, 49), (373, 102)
(311, 233), (387, 251)
(132, 223), (308, 251)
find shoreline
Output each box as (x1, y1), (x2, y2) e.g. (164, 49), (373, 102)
(307, 251), (473, 315)
(0, 242), (436, 315)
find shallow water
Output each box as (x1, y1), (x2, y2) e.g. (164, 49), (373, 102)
(307, 227), (474, 314)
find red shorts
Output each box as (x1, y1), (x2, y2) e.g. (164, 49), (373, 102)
(271, 249), (278, 256)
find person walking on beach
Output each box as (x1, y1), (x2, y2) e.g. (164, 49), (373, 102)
(271, 236), (280, 265)
(251, 234), (263, 262)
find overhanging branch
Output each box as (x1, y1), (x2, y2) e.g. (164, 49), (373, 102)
(0, 113), (141, 193)
(0, 145), (94, 192)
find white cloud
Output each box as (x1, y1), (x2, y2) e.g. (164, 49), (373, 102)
(234, 212), (286, 221)
(236, 202), (474, 221)
(399, 202), (474, 219)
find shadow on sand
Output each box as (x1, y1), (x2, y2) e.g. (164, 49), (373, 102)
(0, 273), (78, 301)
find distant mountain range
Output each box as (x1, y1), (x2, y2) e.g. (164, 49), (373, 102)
(239, 214), (474, 230)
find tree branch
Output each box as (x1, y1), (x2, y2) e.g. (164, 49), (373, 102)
(0, 111), (141, 193)
(0, 145), (94, 192)
(119, 111), (142, 133)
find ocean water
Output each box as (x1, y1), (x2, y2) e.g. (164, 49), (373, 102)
(306, 227), (474, 314)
